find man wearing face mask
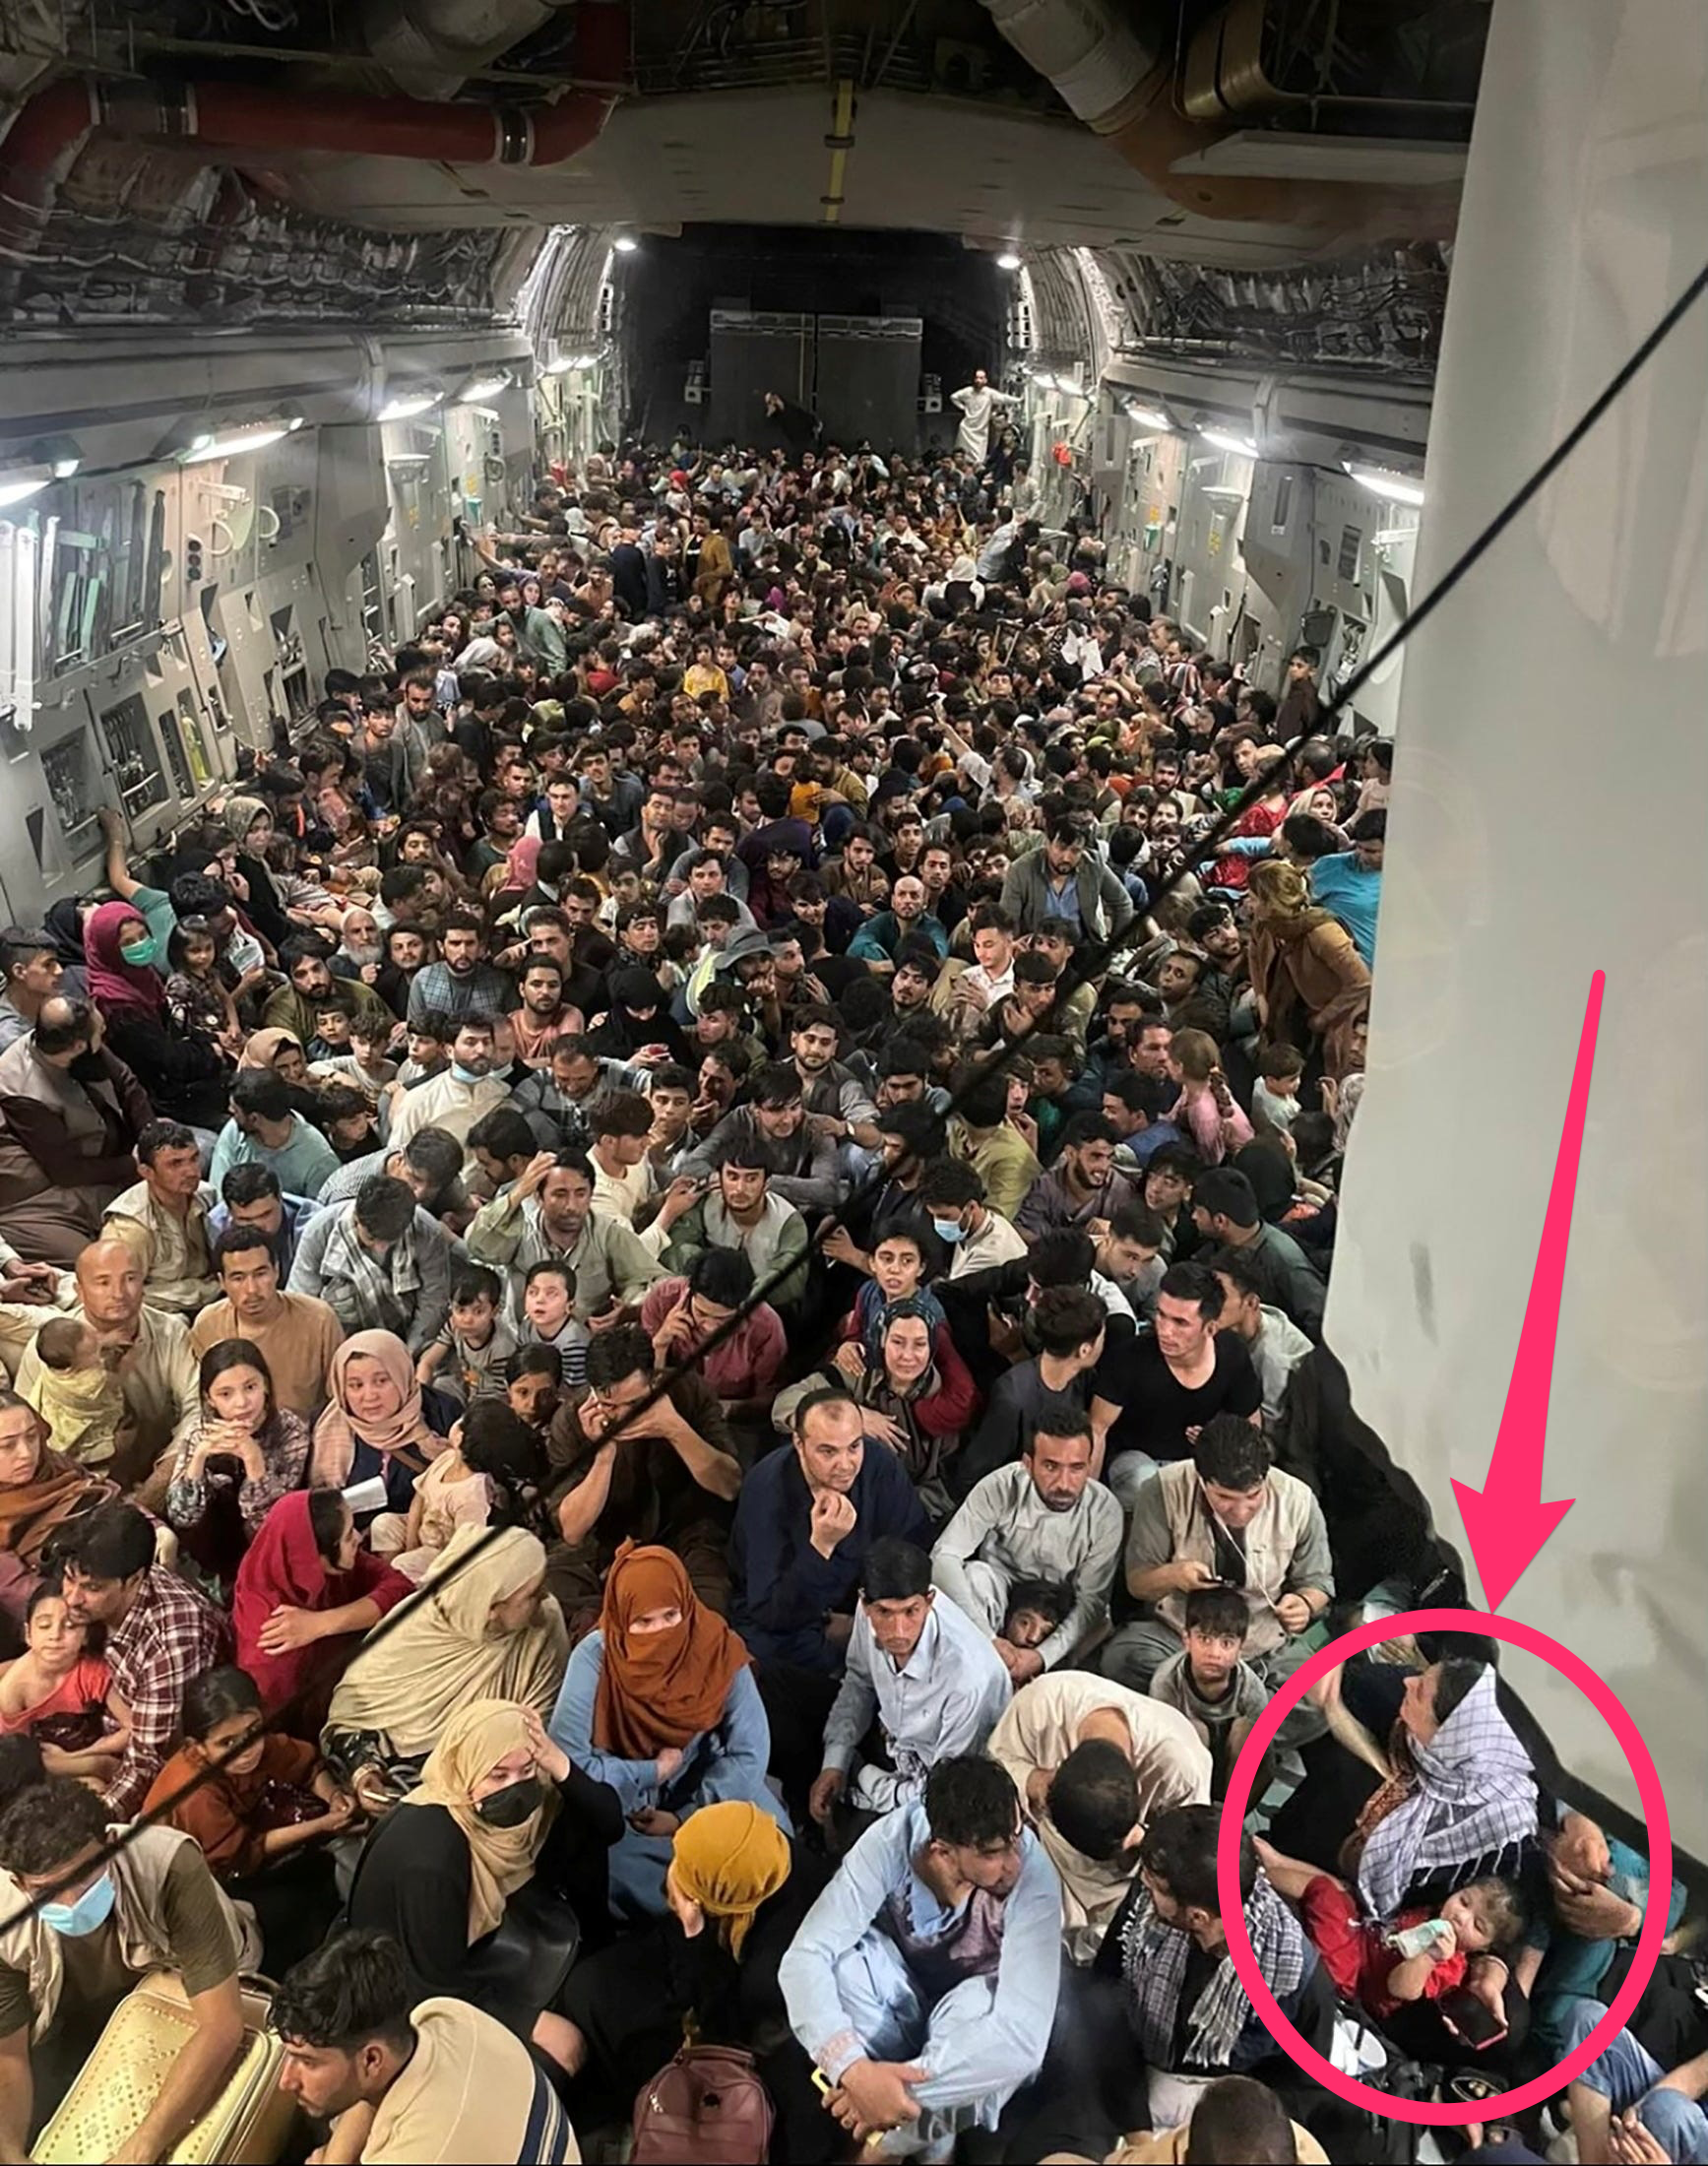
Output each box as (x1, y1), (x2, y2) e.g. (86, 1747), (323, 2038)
(387, 1014), (510, 1162)
(916, 1160), (1027, 1278)
(0, 1775), (256, 2158)
(0, 997), (154, 1268)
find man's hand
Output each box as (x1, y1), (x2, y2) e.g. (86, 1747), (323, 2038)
(1607, 2112), (1673, 2165)
(809, 1768), (848, 1825)
(586, 1302), (626, 1334)
(821, 1228), (866, 1271)
(515, 1149), (559, 1200)
(1025, 1765), (1055, 1820)
(652, 1302), (696, 1363)
(806, 1112), (846, 1143)
(994, 1637), (1044, 1684)
(825, 2060), (926, 2137)
(655, 1177), (702, 1232)
(0, 1260), (57, 1305)
(1549, 1874), (1643, 1942)
(1171, 1559), (1225, 1596)
(629, 1808), (680, 1837)
(1274, 1592), (1313, 1635)
(809, 1488), (858, 1560)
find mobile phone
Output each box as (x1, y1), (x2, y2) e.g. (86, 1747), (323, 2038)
(1439, 1987), (1505, 2048)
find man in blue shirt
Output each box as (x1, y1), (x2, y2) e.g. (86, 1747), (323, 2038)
(1307, 809), (1384, 967)
(779, 1755), (1060, 2157)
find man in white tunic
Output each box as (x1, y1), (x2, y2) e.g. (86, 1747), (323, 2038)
(951, 369), (1021, 466)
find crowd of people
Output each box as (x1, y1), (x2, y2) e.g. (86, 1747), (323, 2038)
(0, 417), (1689, 2166)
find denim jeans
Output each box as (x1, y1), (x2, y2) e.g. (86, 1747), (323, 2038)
(1560, 1995), (1708, 2163)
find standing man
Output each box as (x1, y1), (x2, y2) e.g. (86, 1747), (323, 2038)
(950, 369), (1021, 467)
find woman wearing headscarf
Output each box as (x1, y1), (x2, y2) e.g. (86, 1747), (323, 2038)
(309, 1330), (453, 1551)
(554, 1800), (828, 2128)
(1245, 859), (1370, 1082)
(231, 1489), (413, 1729)
(326, 1521), (569, 1768)
(0, 1390), (118, 1622)
(41, 900), (91, 998)
(221, 795), (292, 948)
(548, 1543), (787, 1922)
(84, 900), (228, 1129)
(346, 1697), (621, 2062)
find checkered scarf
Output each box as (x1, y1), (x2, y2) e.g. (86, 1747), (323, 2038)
(1120, 1870), (1305, 2070)
(1357, 1668), (1538, 1920)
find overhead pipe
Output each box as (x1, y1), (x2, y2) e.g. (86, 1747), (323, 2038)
(0, 4), (623, 284)
(978, 0), (1458, 253)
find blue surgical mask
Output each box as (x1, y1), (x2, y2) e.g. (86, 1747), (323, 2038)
(41, 1872), (116, 1938)
(451, 1061), (485, 1085)
(930, 1218), (966, 1244)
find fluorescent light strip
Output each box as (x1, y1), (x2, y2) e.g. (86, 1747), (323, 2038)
(1345, 462), (1425, 507)
(1200, 427), (1258, 458)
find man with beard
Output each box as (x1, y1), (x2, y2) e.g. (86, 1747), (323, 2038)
(846, 873), (949, 969)
(788, 1005), (882, 1153)
(404, 911), (515, 1029)
(507, 956), (578, 1069)
(264, 939), (393, 1044)
(386, 1014), (509, 1157)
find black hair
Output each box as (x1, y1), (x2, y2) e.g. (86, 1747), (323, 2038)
(467, 1108), (537, 1166)
(1031, 1284), (1106, 1357)
(923, 1755), (1020, 1851)
(58, 1500), (153, 1583)
(306, 1486), (350, 1566)
(952, 1065), (1010, 1131)
(1159, 1259), (1226, 1320)
(0, 1775), (109, 1878)
(1183, 1586), (1250, 1642)
(1027, 1392), (1095, 1449)
(1141, 1803), (1255, 1915)
(270, 1930), (415, 2057)
(1432, 1657), (1487, 1725)
(1184, 2076), (1299, 2166)
(688, 1248), (755, 1307)
(197, 1336), (276, 1415)
(714, 1132), (776, 1176)
(450, 1262), (503, 1309)
(0, 1737), (45, 1819)
(791, 1383), (859, 1438)
(458, 1403), (550, 1537)
(181, 1664), (264, 1745)
(584, 1321), (654, 1391)
(220, 1163), (282, 1208)
(398, 1126), (465, 1194)
(136, 1118), (199, 1166)
(1194, 1413), (1271, 1491)
(917, 1158), (981, 1209)
(353, 1175), (414, 1242)
(860, 1537), (932, 1604)
(1001, 1578), (1073, 1634)
(230, 1070), (292, 1124)
(1049, 1739), (1140, 1863)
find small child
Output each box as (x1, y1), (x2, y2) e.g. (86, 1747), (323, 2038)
(330, 1017), (400, 1104)
(1001, 1577), (1074, 1656)
(1167, 1027), (1254, 1167)
(1252, 1043), (1306, 1137)
(415, 1264), (519, 1406)
(165, 919), (240, 1049)
(1257, 1835), (1526, 2024)
(506, 1345), (562, 1433)
(392, 1400), (550, 1582)
(32, 1316), (128, 1467)
(1150, 1588), (1273, 1801)
(0, 1581), (131, 1781)
(394, 1016), (453, 1092)
(315, 1081), (375, 1165)
(308, 989), (357, 1063)
(520, 1259), (589, 1387)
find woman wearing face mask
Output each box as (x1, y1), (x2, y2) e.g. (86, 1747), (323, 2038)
(82, 901), (228, 1131)
(346, 1696), (620, 2068)
(547, 1543), (788, 1924)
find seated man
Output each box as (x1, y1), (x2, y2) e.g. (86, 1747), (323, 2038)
(273, 1928), (576, 2164)
(1014, 1113), (1140, 1242)
(209, 1069), (340, 1202)
(13, 1238), (198, 1491)
(315, 1125), (468, 1232)
(0, 1778), (255, 2157)
(287, 1173), (454, 1357)
(1032, 1806), (1335, 2160)
(101, 1118), (216, 1318)
(58, 1501), (229, 1817)
(987, 1670), (1211, 1963)
(1100, 1417), (1333, 1702)
(931, 1402), (1123, 1684)
(543, 1319), (742, 1633)
(1191, 1168), (1325, 1341)
(679, 1060), (844, 1216)
(1100, 1262), (1262, 1509)
(385, 1012), (510, 1160)
(466, 1148), (663, 1326)
(1211, 1256), (1313, 1429)
(638, 1248), (788, 1437)
(189, 1224), (345, 1422)
(813, 1538), (1011, 1827)
(660, 1136), (812, 1317)
(779, 1755), (1060, 2159)
(206, 1161), (324, 1281)
(959, 1286), (1107, 1493)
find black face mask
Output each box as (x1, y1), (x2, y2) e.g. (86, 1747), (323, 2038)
(475, 1776), (544, 1828)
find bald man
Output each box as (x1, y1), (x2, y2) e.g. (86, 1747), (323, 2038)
(13, 1238), (199, 1492)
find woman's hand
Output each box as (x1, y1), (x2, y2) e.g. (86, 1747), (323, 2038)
(628, 1808), (680, 1838)
(860, 1411), (906, 1451)
(655, 1745), (684, 1785)
(522, 1706), (571, 1786)
(257, 1605), (324, 1655)
(831, 1341), (866, 1385)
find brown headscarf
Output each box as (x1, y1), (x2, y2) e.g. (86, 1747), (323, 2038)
(237, 1028), (304, 1072)
(593, 1543), (748, 1762)
(0, 1418), (110, 1562)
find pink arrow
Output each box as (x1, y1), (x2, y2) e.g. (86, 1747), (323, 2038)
(1451, 970), (1605, 1611)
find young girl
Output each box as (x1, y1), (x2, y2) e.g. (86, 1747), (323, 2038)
(1167, 1026), (1254, 1167)
(0, 1581), (132, 1781)
(165, 1342), (312, 1582)
(144, 1665), (354, 1975)
(166, 918), (242, 1053)
(389, 1399), (550, 1581)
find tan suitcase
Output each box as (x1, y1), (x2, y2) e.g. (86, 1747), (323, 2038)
(32, 1970), (297, 2165)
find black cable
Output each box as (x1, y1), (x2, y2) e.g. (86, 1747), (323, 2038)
(7, 254), (1704, 1933)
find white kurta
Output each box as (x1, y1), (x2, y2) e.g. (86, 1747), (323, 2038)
(951, 383), (1019, 464)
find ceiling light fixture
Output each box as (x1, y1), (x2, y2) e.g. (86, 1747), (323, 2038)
(453, 371), (512, 407)
(379, 390), (441, 422)
(1125, 402), (1172, 430)
(180, 418), (300, 465)
(51, 457), (79, 479)
(1200, 427), (1258, 458)
(611, 234), (639, 253)
(996, 250), (1022, 271)
(1345, 462), (1425, 507)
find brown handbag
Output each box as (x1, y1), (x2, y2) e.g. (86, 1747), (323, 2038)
(631, 2041), (775, 2165)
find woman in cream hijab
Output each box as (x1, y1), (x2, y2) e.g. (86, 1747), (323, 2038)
(326, 1524), (569, 1764)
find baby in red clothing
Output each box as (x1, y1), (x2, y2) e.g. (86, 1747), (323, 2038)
(1256, 1837), (1525, 2020)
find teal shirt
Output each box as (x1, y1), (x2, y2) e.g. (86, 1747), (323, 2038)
(129, 884), (180, 976)
(209, 1113), (341, 1200)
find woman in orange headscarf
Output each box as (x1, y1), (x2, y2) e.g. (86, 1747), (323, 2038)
(546, 1543), (790, 1920)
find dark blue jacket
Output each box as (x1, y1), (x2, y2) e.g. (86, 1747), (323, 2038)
(729, 1439), (931, 1674)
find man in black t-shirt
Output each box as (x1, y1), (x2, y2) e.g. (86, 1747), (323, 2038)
(1101, 1262), (1261, 1508)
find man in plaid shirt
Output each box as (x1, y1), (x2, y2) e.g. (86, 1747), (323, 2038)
(60, 1501), (229, 1819)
